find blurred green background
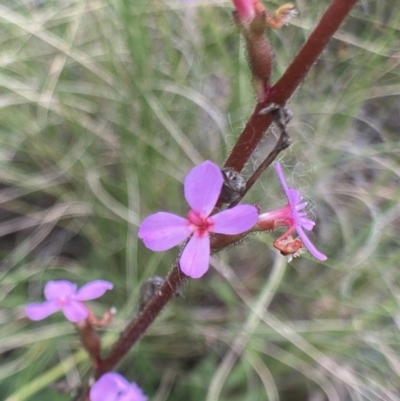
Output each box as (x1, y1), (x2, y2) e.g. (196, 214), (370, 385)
(1, 0), (400, 400)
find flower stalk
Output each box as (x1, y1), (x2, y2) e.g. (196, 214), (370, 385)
(224, 0), (359, 175)
(74, 0), (358, 396)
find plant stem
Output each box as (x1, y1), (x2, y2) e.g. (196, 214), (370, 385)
(88, 0), (358, 386)
(95, 263), (185, 377)
(95, 231), (248, 377)
(228, 107), (290, 208)
(224, 0), (358, 174)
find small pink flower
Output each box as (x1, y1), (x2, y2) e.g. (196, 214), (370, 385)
(258, 163), (327, 261)
(90, 373), (147, 401)
(232, 0), (255, 22)
(138, 160), (258, 278)
(25, 280), (113, 323)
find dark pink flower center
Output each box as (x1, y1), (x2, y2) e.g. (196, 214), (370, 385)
(187, 210), (214, 237)
(282, 203), (295, 225)
(57, 296), (67, 306)
(269, 204), (295, 228)
(56, 295), (73, 307)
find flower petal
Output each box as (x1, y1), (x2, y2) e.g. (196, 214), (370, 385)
(44, 280), (77, 301)
(138, 212), (191, 251)
(211, 205), (258, 234)
(300, 217), (315, 231)
(274, 163), (290, 196)
(62, 300), (88, 322)
(25, 301), (60, 321)
(180, 235), (210, 278)
(90, 373), (121, 401)
(287, 188), (302, 210)
(296, 225), (327, 261)
(120, 384), (148, 401)
(111, 372), (131, 390)
(76, 280), (113, 301)
(184, 161), (223, 217)
(295, 201), (308, 211)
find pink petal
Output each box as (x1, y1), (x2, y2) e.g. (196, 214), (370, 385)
(296, 201), (308, 211)
(62, 300), (88, 322)
(90, 373), (121, 401)
(300, 217), (315, 231)
(25, 300), (60, 321)
(76, 280), (113, 301)
(44, 280), (77, 301)
(184, 161), (223, 218)
(232, 0), (255, 21)
(211, 205), (258, 234)
(90, 373), (147, 401)
(296, 225), (327, 261)
(138, 212), (191, 251)
(110, 373), (130, 390)
(275, 163), (290, 196)
(120, 384), (148, 401)
(180, 235), (210, 279)
(287, 188), (302, 209)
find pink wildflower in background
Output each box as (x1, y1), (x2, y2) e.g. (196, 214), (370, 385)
(139, 160), (258, 278)
(90, 372), (147, 401)
(258, 162), (327, 261)
(25, 280), (113, 322)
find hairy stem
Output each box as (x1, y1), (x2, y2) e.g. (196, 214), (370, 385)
(95, 264), (185, 377)
(229, 107), (290, 208)
(80, 0), (358, 390)
(224, 0), (358, 173)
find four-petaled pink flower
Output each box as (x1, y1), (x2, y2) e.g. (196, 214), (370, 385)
(258, 162), (327, 261)
(138, 160), (258, 278)
(25, 280), (113, 323)
(90, 372), (147, 401)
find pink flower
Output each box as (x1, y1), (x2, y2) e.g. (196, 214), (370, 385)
(25, 280), (113, 323)
(232, 0), (255, 22)
(258, 163), (327, 261)
(90, 373), (147, 401)
(138, 160), (258, 278)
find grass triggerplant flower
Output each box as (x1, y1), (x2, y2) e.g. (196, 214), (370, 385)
(257, 162), (327, 261)
(138, 160), (258, 278)
(90, 372), (147, 401)
(25, 280), (113, 322)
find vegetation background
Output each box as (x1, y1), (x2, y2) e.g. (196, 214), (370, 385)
(1, 0), (400, 400)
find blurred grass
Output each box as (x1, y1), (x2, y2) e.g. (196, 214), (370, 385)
(1, 0), (400, 400)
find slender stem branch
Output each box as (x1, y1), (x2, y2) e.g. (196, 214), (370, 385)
(229, 107), (290, 208)
(224, 0), (358, 173)
(95, 264), (185, 377)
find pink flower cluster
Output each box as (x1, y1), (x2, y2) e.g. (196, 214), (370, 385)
(24, 159), (326, 401)
(139, 160), (327, 275)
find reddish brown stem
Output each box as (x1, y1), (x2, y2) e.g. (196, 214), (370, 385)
(96, 265), (185, 377)
(224, 0), (358, 173)
(85, 0), (358, 388)
(95, 232), (246, 377)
